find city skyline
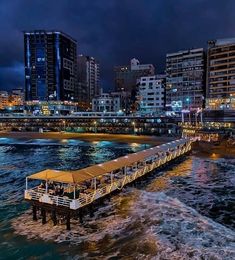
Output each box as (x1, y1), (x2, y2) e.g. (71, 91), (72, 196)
(1, 0), (235, 91)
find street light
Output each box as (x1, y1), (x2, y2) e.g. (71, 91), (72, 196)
(94, 121), (97, 133)
(62, 120), (66, 131)
(132, 121), (136, 134)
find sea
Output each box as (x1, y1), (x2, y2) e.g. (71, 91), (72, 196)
(0, 137), (234, 259)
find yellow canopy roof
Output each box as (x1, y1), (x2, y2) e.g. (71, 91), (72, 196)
(27, 139), (187, 184)
(28, 169), (69, 181)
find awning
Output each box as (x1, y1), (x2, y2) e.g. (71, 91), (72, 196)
(27, 139), (188, 184)
(28, 169), (69, 181)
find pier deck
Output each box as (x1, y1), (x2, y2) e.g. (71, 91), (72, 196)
(25, 138), (192, 214)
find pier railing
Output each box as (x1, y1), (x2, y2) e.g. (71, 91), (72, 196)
(24, 139), (192, 210)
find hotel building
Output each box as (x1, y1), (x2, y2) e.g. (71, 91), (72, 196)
(206, 38), (235, 110)
(166, 48), (205, 111)
(77, 55), (100, 105)
(137, 75), (165, 115)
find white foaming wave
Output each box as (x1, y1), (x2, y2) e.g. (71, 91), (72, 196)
(130, 191), (235, 259)
(12, 191), (235, 259)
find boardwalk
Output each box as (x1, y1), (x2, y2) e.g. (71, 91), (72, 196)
(24, 138), (192, 229)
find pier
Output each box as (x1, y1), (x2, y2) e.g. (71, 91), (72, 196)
(24, 138), (192, 229)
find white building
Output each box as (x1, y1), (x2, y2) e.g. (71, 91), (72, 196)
(137, 76), (165, 115)
(92, 91), (121, 112)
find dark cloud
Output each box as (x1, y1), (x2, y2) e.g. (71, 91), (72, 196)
(0, 0), (235, 91)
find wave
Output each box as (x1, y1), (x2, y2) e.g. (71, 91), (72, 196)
(12, 191), (235, 259)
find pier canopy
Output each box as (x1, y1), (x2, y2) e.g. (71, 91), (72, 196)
(27, 139), (187, 184)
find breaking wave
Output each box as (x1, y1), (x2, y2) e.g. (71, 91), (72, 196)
(12, 190), (235, 259)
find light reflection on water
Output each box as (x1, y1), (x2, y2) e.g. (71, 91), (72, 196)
(0, 139), (234, 259)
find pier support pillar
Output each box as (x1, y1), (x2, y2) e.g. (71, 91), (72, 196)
(32, 205), (37, 221)
(66, 213), (71, 230)
(52, 210), (57, 226)
(41, 208), (46, 224)
(89, 205), (94, 218)
(106, 194), (111, 202)
(79, 209), (83, 224)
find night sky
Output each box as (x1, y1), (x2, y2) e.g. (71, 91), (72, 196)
(0, 0), (235, 91)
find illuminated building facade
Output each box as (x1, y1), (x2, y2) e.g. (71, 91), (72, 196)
(137, 75), (165, 115)
(0, 91), (9, 110)
(166, 48), (205, 111)
(206, 38), (235, 110)
(0, 90), (23, 110)
(24, 30), (78, 101)
(114, 58), (155, 93)
(92, 90), (121, 112)
(77, 55), (100, 105)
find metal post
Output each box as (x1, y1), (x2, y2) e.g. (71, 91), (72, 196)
(94, 178), (96, 190)
(181, 112), (184, 123)
(111, 172), (113, 184)
(73, 185), (76, 199)
(46, 181), (48, 193)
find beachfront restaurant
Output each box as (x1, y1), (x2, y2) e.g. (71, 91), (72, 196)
(25, 139), (190, 211)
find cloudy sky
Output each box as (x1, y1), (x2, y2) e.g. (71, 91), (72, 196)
(0, 0), (234, 91)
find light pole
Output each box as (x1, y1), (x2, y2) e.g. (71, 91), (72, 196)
(94, 121), (97, 133)
(62, 120), (66, 131)
(132, 121), (136, 134)
(186, 97), (191, 124)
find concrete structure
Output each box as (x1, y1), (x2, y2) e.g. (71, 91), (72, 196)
(137, 75), (165, 115)
(206, 38), (235, 110)
(24, 30), (78, 101)
(92, 90), (121, 112)
(114, 58), (155, 93)
(77, 55), (100, 106)
(166, 48), (205, 112)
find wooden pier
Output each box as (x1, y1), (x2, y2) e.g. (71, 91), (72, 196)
(24, 138), (192, 229)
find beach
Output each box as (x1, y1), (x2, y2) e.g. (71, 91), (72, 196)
(0, 131), (177, 145)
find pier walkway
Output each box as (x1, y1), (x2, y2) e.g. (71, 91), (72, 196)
(25, 138), (192, 217)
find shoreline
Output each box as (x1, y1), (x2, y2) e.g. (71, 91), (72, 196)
(192, 140), (235, 157)
(0, 131), (177, 145)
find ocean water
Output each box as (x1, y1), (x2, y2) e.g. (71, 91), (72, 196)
(0, 138), (234, 259)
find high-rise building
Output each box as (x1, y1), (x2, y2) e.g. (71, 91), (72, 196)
(114, 58), (155, 93)
(77, 55), (100, 105)
(136, 75), (165, 115)
(24, 30), (78, 101)
(166, 48), (205, 111)
(206, 38), (235, 110)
